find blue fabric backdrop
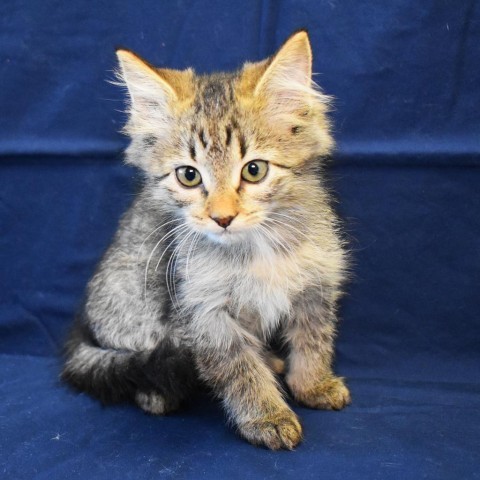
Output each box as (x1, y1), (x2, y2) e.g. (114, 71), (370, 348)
(1, 1), (479, 479)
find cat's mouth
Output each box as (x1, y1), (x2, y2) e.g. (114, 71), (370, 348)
(203, 223), (251, 244)
(211, 224), (236, 236)
(190, 213), (260, 243)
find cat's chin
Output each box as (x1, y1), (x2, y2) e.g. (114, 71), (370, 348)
(204, 229), (236, 244)
(204, 228), (250, 246)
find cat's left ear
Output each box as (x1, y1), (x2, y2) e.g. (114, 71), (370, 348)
(242, 31), (332, 155)
(255, 30), (312, 99)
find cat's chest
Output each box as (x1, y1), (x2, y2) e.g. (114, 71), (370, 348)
(183, 248), (305, 333)
(234, 254), (300, 333)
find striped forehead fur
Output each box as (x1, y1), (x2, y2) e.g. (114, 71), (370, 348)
(114, 51), (333, 171)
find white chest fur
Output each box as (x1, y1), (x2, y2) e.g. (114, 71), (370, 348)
(180, 242), (314, 338)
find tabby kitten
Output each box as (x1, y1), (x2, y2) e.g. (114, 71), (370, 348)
(62, 30), (350, 450)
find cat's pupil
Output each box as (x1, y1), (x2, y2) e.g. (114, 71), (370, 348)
(248, 163), (259, 176)
(185, 168), (196, 181)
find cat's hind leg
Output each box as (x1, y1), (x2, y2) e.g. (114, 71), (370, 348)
(134, 391), (170, 415)
(61, 323), (197, 413)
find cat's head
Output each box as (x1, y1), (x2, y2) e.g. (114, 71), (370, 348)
(116, 31), (333, 245)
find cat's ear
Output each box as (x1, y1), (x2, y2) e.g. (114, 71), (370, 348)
(115, 49), (193, 136)
(239, 31), (332, 156)
(248, 30), (329, 125)
(255, 30), (312, 98)
(116, 48), (177, 107)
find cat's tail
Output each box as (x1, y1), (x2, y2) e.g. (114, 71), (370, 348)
(61, 320), (196, 406)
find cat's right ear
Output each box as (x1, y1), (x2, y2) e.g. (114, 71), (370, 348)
(115, 49), (192, 137)
(115, 49), (175, 138)
(116, 49), (176, 107)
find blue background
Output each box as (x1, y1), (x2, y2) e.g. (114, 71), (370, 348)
(1, 1), (479, 478)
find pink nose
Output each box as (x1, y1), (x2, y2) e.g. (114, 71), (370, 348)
(211, 215), (235, 228)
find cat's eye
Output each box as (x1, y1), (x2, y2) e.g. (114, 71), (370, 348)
(241, 160), (268, 183)
(176, 166), (202, 187)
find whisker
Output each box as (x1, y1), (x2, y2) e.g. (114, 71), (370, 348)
(174, 230), (198, 304)
(269, 211), (315, 234)
(252, 226), (271, 256)
(256, 224), (284, 255)
(261, 221), (297, 255)
(267, 219), (330, 296)
(257, 224), (295, 294)
(137, 217), (182, 261)
(144, 223), (189, 302)
(153, 225), (190, 273)
(170, 232), (193, 303)
(268, 214), (339, 258)
(166, 229), (195, 309)
(185, 232), (201, 281)
(266, 216), (311, 242)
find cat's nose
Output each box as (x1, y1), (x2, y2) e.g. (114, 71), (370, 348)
(211, 215), (235, 229)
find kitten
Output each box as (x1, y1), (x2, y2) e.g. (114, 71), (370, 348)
(62, 30), (350, 450)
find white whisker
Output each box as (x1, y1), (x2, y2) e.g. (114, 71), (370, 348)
(153, 225), (190, 273)
(185, 232), (201, 281)
(136, 217), (181, 261)
(259, 222), (294, 256)
(144, 223), (189, 302)
(166, 229), (195, 309)
(270, 211), (314, 234)
(256, 224), (284, 256)
(266, 216), (311, 242)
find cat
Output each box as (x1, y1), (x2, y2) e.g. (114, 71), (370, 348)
(61, 30), (350, 450)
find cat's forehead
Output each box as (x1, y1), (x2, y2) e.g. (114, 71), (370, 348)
(193, 73), (237, 117)
(186, 73), (250, 170)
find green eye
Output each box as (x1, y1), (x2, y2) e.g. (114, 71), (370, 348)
(241, 160), (268, 183)
(176, 166), (202, 187)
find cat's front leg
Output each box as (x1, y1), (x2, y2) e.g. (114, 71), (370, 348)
(285, 287), (351, 410)
(191, 309), (302, 450)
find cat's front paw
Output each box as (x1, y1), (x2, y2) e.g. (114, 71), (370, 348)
(238, 409), (302, 450)
(288, 375), (351, 410)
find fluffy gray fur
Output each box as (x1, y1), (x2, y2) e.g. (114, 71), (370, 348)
(62, 31), (350, 450)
